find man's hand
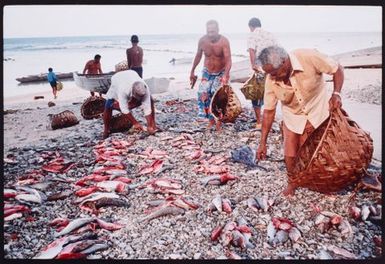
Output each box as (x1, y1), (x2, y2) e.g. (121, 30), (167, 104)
(329, 94), (342, 111)
(252, 65), (260, 72)
(190, 74), (198, 89)
(221, 74), (230, 85)
(256, 143), (267, 160)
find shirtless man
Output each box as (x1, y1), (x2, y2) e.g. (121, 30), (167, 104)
(190, 20), (232, 131)
(126, 35), (144, 78)
(83, 54), (103, 97)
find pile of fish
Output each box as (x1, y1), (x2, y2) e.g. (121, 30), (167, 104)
(266, 217), (302, 245)
(211, 217), (254, 249)
(349, 204), (382, 223)
(207, 194), (234, 214)
(313, 211), (353, 235)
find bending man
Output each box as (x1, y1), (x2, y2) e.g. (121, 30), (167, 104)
(103, 70), (156, 139)
(256, 46), (344, 196)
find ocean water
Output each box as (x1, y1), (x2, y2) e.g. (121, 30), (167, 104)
(3, 32), (382, 98)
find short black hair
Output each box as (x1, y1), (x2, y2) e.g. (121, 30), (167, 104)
(131, 35), (139, 43)
(94, 54), (101, 60)
(248, 17), (261, 28)
(48, 68), (53, 72)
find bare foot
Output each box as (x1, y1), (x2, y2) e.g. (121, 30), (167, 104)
(215, 121), (222, 132)
(103, 130), (110, 139)
(282, 183), (297, 196)
(207, 119), (215, 130)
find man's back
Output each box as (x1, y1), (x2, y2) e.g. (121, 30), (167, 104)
(126, 46), (143, 68)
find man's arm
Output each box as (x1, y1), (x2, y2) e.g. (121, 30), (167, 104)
(222, 38), (232, 84)
(249, 48), (256, 69)
(257, 108), (276, 160)
(83, 61), (89, 74)
(329, 64), (344, 111)
(98, 63), (103, 74)
(126, 49), (132, 69)
(139, 47), (144, 66)
(190, 38), (204, 83)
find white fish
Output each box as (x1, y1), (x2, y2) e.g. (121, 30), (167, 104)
(4, 212), (23, 221)
(288, 227), (301, 242)
(256, 196), (269, 212)
(15, 186), (47, 204)
(15, 194), (42, 204)
(96, 181), (124, 192)
(247, 197), (260, 212)
(327, 245), (357, 259)
(338, 219), (353, 236)
(75, 192), (120, 204)
(33, 236), (71, 259)
(267, 221), (276, 243)
(361, 205), (370, 221)
(80, 242), (108, 254)
(276, 230), (289, 244)
(212, 195), (222, 212)
(54, 217), (95, 237)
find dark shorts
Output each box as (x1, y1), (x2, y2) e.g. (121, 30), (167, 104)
(131, 67), (143, 78)
(252, 99), (264, 108)
(49, 81), (57, 88)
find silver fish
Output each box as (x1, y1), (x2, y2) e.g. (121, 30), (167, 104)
(231, 230), (246, 248)
(338, 219), (353, 235)
(247, 197), (260, 212)
(142, 206), (184, 222)
(212, 195), (222, 212)
(80, 242), (108, 255)
(33, 236), (72, 259)
(15, 194), (42, 204)
(237, 217), (248, 227)
(275, 230), (289, 244)
(267, 221), (276, 243)
(54, 217), (95, 237)
(200, 175), (221, 186)
(361, 205), (370, 221)
(95, 197), (130, 209)
(255, 196), (269, 212)
(29, 181), (53, 191)
(96, 181), (124, 192)
(242, 232), (255, 249)
(16, 186), (47, 203)
(4, 212), (23, 221)
(288, 227), (301, 242)
(75, 192), (120, 204)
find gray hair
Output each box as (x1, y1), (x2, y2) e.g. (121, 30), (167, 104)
(132, 81), (147, 99)
(206, 19), (219, 28)
(258, 46), (289, 69)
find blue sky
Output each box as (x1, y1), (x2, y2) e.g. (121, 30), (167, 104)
(3, 5), (382, 38)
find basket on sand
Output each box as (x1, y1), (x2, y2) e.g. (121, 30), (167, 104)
(210, 85), (242, 123)
(115, 60), (129, 72)
(50, 110), (79, 130)
(81, 96), (106, 119)
(110, 113), (133, 133)
(292, 108), (373, 193)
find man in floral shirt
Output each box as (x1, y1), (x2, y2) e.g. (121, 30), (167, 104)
(247, 17), (279, 129)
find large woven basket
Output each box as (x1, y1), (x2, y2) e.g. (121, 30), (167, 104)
(210, 85), (242, 123)
(115, 60), (129, 72)
(81, 96), (106, 119)
(292, 108), (373, 193)
(110, 113), (133, 133)
(50, 110), (79, 130)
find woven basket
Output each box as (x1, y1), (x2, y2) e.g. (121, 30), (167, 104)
(115, 60), (129, 72)
(240, 72), (266, 101)
(110, 113), (133, 133)
(210, 85), (242, 123)
(50, 110), (79, 130)
(292, 108), (373, 193)
(81, 96), (106, 119)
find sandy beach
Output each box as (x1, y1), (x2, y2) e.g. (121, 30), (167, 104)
(3, 48), (382, 260)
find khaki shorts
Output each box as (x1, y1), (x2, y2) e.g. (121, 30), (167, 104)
(282, 120), (315, 157)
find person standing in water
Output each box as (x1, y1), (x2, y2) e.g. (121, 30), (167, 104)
(126, 35), (144, 78)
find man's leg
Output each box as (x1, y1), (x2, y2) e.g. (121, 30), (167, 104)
(282, 122), (301, 196)
(103, 99), (115, 139)
(197, 79), (210, 123)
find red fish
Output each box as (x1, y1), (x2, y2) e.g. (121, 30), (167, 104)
(113, 177), (132, 184)
(96, 218), (124, 231)
(4, 205), (30, 217)
(75, 186), (100, 197)
(211, 225), (224, 241)
(220, 173), (239, 184)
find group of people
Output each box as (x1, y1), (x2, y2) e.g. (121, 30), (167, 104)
(48, 18), (345, 196)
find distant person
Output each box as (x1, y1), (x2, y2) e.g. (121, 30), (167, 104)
(169, 58), (176, 65)
(247, 17), (279, 130)
(102, 70), (157, 139)
(126, 35), (144, 78)
(83, 54), (103, 97)
(256, 46), (344, 196)
(189, 20), (232, 132)
(47, 67), (58, 99)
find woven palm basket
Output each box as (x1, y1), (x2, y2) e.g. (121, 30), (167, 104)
(292, 108), (373, 193)
(210, 85), (242, 123)
(50, 110), (79, 130)
(115, 60), (129, 72)
(110, 113), (133, 133)
(81, 96), (106, 119)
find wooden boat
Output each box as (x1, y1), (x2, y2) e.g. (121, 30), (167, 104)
(16, 72), (74, 83)
(73, 71), (115, 94)
(73, 71), (170, 95)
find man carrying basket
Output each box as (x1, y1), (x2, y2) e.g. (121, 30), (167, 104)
(256, 45), (344, 196)
(244, 17), (279, 130)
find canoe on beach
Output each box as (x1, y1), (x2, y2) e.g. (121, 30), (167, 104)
(73, 71), (170, 95)
(16, 72), (74, 84)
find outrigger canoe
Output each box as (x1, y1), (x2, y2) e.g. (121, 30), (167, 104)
(16, 72), (74, 83)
